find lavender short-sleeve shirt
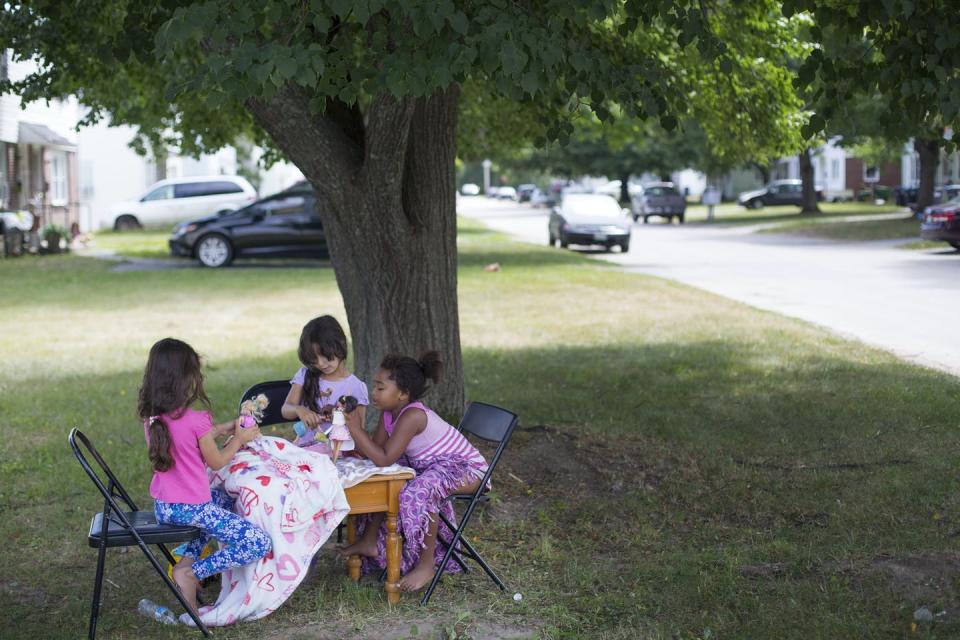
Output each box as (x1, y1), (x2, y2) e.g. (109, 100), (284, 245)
(290, 368), (369, 418)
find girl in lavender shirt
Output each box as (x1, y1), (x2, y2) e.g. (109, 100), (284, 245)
(280, 315), (368, 446)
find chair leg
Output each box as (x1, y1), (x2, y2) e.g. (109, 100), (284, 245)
(435, 531), (471, 573)
(130, 535), (211, 636)
(421, 507), (482, 606)
(438, 512), (505, 590)
(88, 539), (108, 640)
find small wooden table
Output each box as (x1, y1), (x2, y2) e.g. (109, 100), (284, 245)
(342, 470), (415, 604)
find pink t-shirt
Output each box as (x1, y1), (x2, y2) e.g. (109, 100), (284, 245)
(143, 407), (213, 504)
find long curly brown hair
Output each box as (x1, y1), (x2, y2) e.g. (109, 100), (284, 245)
(137, 338), (210, 472)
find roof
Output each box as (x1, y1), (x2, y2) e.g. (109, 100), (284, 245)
(18, 122), (76, 149)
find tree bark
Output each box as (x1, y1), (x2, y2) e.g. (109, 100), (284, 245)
(619, 172), (630, 205)
(914, 137), (940, 212)
(750, 161), (771, 185)
(798, 147), (820, 214)
(247, 85), (465, 419)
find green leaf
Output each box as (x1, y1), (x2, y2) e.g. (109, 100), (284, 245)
(500, 41), (528, 76)
(449, 11), (469, 35)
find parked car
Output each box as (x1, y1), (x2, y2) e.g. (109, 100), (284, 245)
(485, 186), (500, 198)
(530, 188), (556, 208)
(496, 186), (517, 200)
(168, 181), (327, 268)
(897, 184), (960, 211)
(737, 179), (822, 209)
(517, 184), (537, 202)
(920, 197), (960, 250)
(631, 182), (687, 223)
(548, 193), (632, 252)
(460, 183), (480, 196)
(105, 175), (256, 231)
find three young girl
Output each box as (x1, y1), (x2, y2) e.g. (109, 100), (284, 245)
(140, 315), (487, 605)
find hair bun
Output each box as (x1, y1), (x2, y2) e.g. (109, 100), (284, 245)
(418, 350), (443, 384)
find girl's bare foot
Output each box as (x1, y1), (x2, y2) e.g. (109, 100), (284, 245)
(399, 562), (437, 592)
(335, 538), (378, 558)
(171, 563), (200, 611)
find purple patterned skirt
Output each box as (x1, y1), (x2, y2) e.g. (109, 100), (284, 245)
(355, 454), (485, 576)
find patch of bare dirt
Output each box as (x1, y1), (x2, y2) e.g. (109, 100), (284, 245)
(870, 553), (960, 615)
(260, 615), (543, 640)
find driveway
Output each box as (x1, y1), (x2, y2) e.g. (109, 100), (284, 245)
(459, 197), (960, 378)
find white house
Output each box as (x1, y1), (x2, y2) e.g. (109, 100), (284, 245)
(3, 50), (305, 232)
(1, 51), (82, 230)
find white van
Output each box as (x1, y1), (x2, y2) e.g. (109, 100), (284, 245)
(104, 176), (257, 230)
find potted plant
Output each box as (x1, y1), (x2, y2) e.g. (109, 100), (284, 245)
(41, 223), (69, 253)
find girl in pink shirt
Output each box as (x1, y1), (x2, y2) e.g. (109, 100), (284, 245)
(337, 351), (489, 592)
(139, 338), (271, 611)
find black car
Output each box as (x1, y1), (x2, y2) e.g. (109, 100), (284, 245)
(737, 179), (823, 209)
(169, 182), (328, 267)
(920, 198), (960, 250)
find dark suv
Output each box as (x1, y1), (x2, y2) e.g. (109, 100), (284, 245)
(168, 182), (328, 267)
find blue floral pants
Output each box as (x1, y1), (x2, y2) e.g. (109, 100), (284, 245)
(154, 488), (272, 580)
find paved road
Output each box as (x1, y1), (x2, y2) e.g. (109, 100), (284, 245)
(459, 197), (960, 377)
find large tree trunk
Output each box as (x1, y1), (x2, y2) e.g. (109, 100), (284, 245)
(248, 86), (465, 419)
(915, 137), (940, 212)
(798, 147), (820, 214)
(619, 172), (630, 205)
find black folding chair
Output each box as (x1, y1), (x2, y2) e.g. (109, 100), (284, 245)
(68, 428), (210, 639)
(238, 380), (294, 427)
(421, 401), (519, 606)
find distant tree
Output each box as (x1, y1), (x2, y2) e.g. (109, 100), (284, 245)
(792, 0), (960, 211)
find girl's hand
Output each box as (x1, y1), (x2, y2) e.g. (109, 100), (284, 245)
(297, 406), (323, 428)
(236, 423), (262, 445)
(344, 407), (363, 433)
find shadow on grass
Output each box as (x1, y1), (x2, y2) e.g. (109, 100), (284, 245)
(3, 342), (960, 638)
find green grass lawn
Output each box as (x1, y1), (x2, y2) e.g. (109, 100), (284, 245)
(683, 201), (905, 226)
(2, 219), (960, 639)
(90, 229), (175, 259)
(758, 214), (922, 242)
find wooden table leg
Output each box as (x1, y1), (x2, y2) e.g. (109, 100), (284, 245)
(346, 515), (361, 582)
(385, 479), (404, 604)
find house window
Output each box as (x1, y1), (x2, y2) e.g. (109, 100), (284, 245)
(49, 151), (68, 206)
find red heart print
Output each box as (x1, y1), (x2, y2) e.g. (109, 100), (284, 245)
(256, 475), (271, 486)
(257, 572), (276, 592)
(276, 442), (285, 450)
(264, 503), (274, 515)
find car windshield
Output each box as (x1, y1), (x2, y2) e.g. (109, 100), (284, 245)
(562, 195), (621, 217)
(645, 186), (677, 196)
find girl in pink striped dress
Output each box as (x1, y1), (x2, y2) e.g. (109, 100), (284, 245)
(337, 351), (488, 591)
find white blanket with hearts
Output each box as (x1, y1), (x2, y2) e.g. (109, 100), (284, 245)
(181, 436), (350, 627)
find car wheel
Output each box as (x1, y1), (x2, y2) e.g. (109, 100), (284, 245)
(632, 214), (639, 223)
(749, 199), (763, 209)
(949, 241), (960, 251)
(678, 214), (685, 224)
(114, 215), (141, 231)
(548, 231), (556, 247)
(642, 216), (649, 224)
(559, 233), (569, 249)
(195, 234), (234, 268)
(620, 240), (630, 253)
